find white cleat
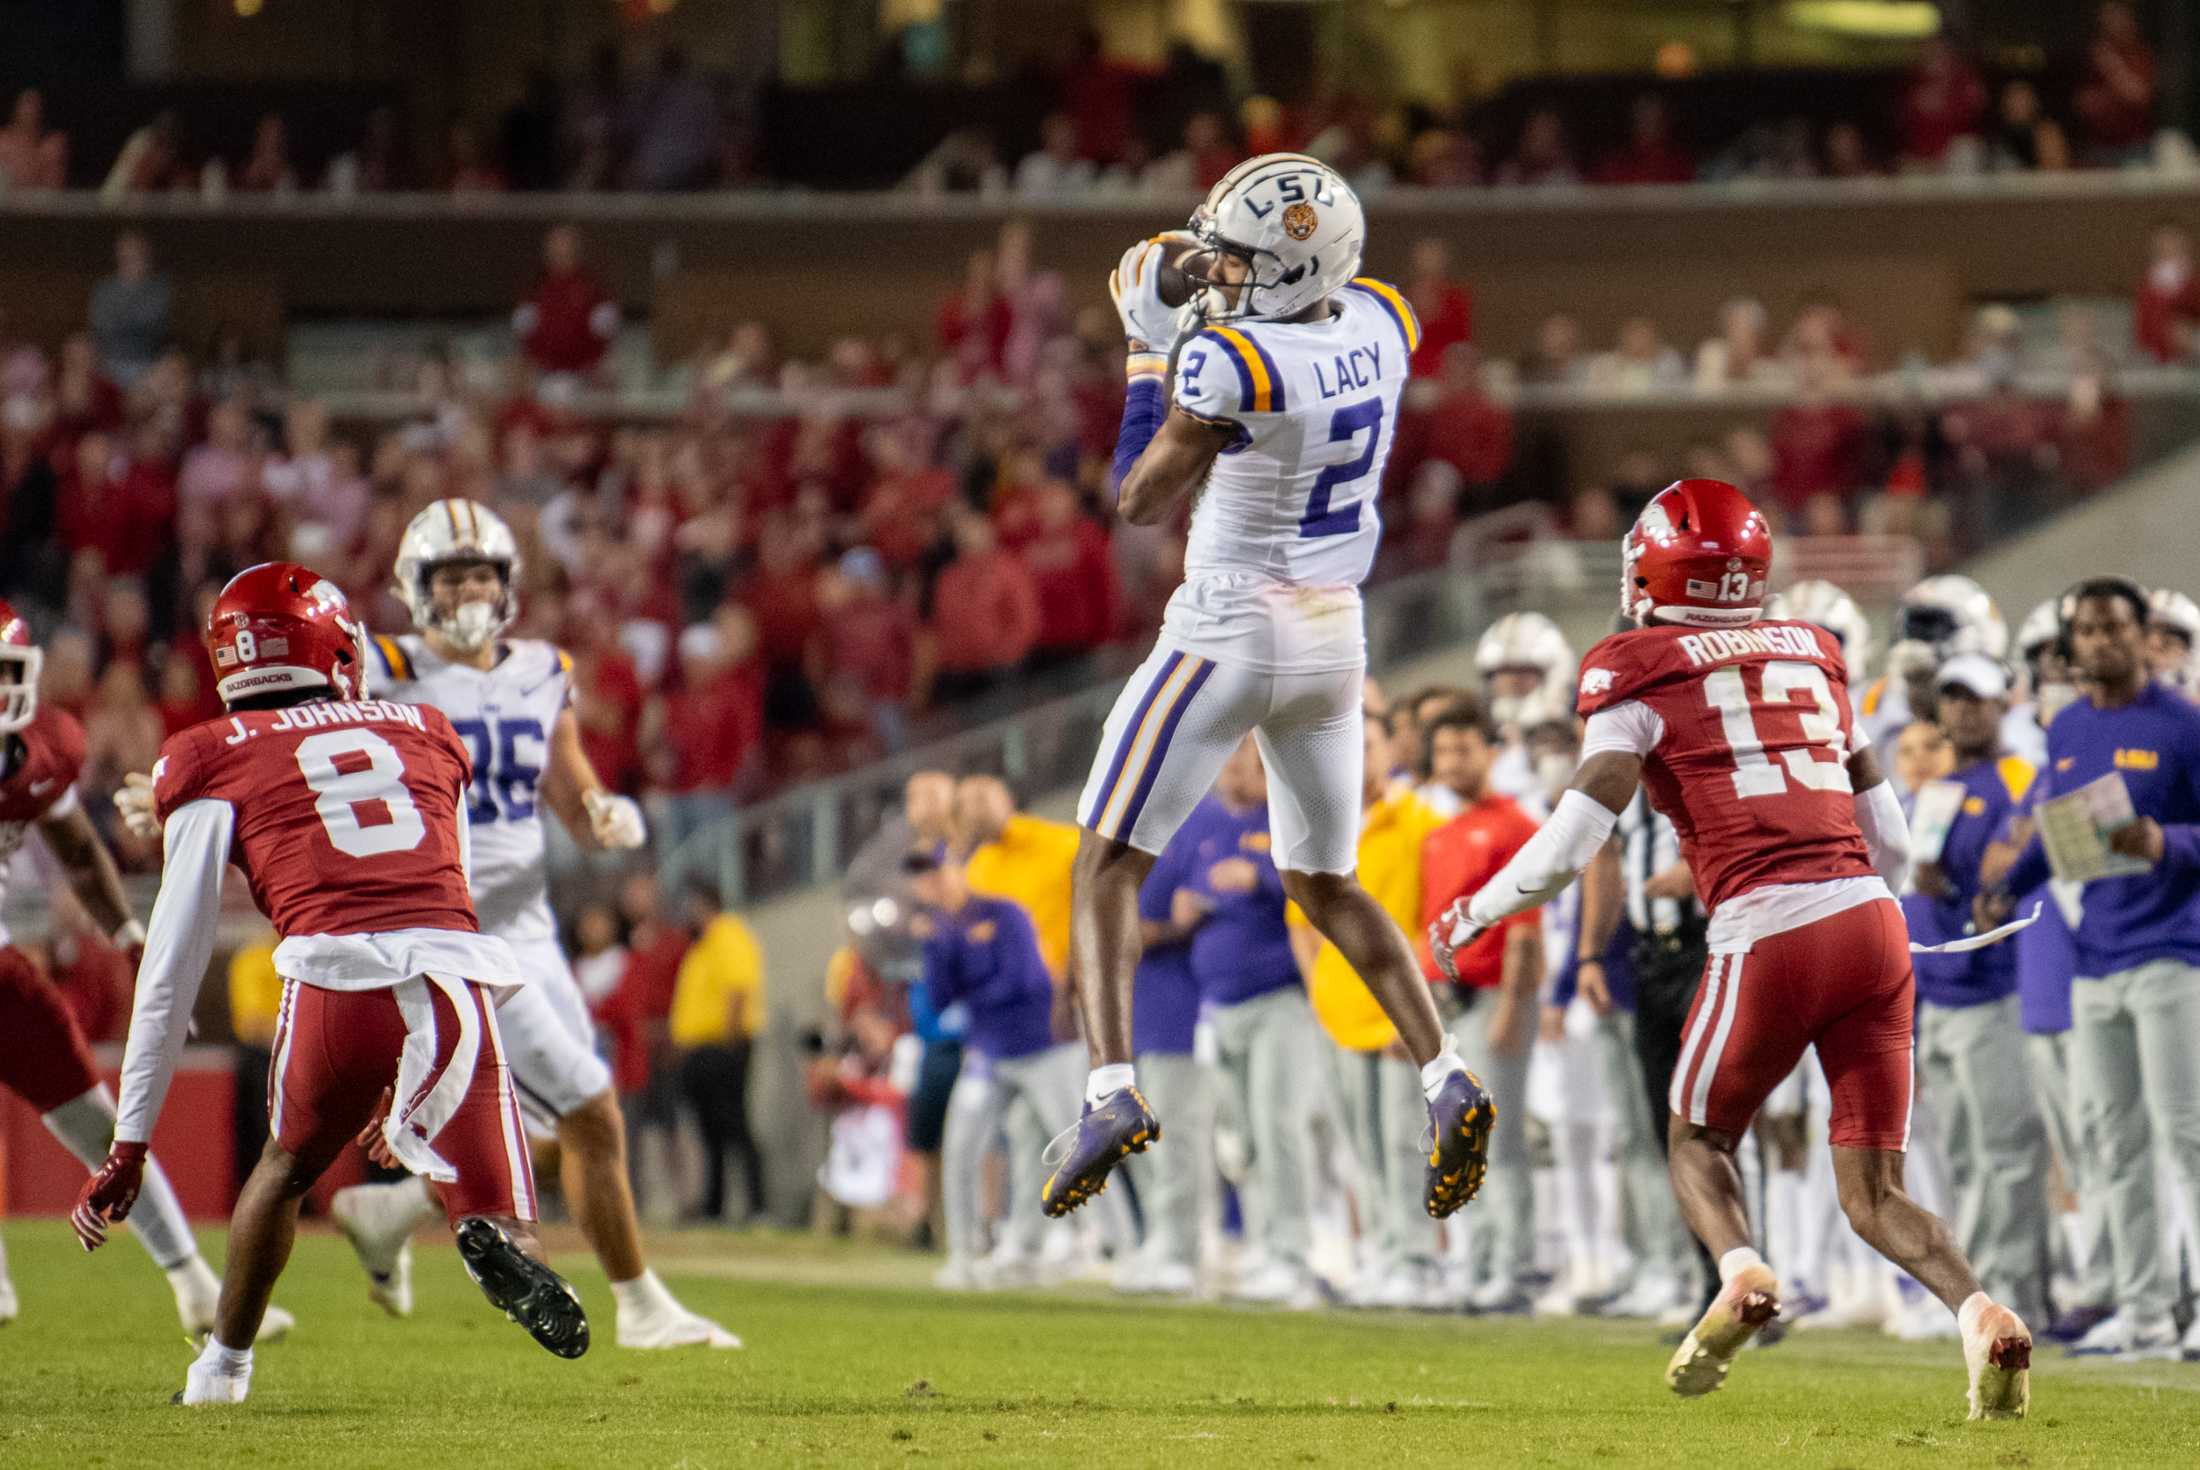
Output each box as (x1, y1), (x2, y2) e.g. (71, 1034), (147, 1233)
(1114, 1256), (1199, 1298)
(1603, 1273), (1688, 1322)
(178, 1274), (294, 1346)
(1228, 1261), (1322, 1310)
(173, 1257), (289, 1345)
(1665, 1264), (1781, 1398)
(933, 1256), (981, 1292)
(0, 1274), (17, 1325)
(1962, 1301), (2032, 1422)
(616, 1305), (744, 1351)
(331, 1185), (417, 1318)
(175, 1357), (252, 1406)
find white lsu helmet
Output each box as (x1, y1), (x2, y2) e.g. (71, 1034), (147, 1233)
(1775, 578), (1873, 674)
(2148, 587), (2200, 645)
(1185, 153), (1365, 325)
(394, 497), (521, 653)
(1893, 574), (2008, 666)
(2148, 587), (2200, 691)
(2016, 598), (2062, 663)
(1475, 612), (1575, 727)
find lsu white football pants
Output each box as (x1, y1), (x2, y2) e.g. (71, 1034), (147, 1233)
(494, 931), (615, 1133)
(1076, 643), (1361, 874)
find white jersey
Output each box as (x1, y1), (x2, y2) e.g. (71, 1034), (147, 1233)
(1166, 279), (1418, 673)
(367, 633), (569, 943)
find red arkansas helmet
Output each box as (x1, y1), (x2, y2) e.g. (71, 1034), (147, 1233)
(204, 562), (369, 706)
(1621, 479), (1773, 630)
(0, 599), (42, 734)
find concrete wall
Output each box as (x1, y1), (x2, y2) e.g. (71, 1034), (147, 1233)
(1964, 441), (2200, 618)
(6, 176), (2198, 363)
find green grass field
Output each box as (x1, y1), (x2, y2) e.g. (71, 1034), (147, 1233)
(1, 1219), (2192, 1469)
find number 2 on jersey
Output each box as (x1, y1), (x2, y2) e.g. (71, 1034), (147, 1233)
(1703, 660), (1852, 800)
(1300, 398), (1383, 539)
(296, 729), (427, 858)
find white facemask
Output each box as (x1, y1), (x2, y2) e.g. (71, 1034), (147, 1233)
(443, 599), (501, 652)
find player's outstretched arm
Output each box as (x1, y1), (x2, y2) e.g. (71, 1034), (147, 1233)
(37, 802), (145, 950)
(79, 798), (233, 1250)
(542, 707), (645, 850)
(1847, 745), (1912, 893)
(1431, 752), (1640, 978)
(1118, 409), (1236, 526)
(112, 801), (233, 1150)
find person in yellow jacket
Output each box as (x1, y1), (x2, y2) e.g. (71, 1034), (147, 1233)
(1288, 709), (1445, 1306)
(669, 884), (768, 1223)
(956, 775), (1080, 983)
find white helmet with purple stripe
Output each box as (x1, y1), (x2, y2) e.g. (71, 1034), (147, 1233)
(1184, 153), (1364, 325)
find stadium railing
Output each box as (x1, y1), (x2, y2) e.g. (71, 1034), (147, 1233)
(311, 368), (2200, 430)
(656, 556), (1500, 907)
(647, 522), (1903, 906)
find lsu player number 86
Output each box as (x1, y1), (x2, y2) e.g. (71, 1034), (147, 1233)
(112, 501), (737, 1353)
(340, 498), (736, 1351)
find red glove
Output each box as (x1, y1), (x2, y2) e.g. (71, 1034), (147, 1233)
(1427, 898), (1485, 986)
(354, 1086), (401, 1170)
(72, 1141), (149, 1252)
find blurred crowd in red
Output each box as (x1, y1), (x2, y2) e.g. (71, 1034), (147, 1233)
(0, 204), (2157, 866)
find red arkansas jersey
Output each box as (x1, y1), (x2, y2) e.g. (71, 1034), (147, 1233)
(1576, 621), (1874, 911)
(0, 705), (87, 935)
(152, 698), (479, 939)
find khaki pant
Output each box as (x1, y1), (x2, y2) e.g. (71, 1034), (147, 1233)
(1916, 994), (2051, 1324)
(1209, 986), (1325, 1271)
(2070, 959), (2200, 1325)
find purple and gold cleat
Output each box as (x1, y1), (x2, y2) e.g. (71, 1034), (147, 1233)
(1040, 1088), (1160, 1218)
(1424, 1068), (1496, 1219)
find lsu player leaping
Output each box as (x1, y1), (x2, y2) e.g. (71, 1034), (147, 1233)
(154, 501), (738, 1350)
(1041, 153), (1494, 1222)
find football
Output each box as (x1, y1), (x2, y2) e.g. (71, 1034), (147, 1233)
(1155, 239), (1200, 309)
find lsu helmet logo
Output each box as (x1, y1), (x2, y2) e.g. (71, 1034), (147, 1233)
(1281, 202), (1318, 240)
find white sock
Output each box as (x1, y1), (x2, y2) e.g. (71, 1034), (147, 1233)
(611, 1269), (680, 1318)
(195, 1334), (253, 1376)
(1957, 1290), (1991, 1334)
(1718, 1245), (1766, 1284)
(1085, 1064), (1135, 1106)
(1420, 1045), (1466, 1101)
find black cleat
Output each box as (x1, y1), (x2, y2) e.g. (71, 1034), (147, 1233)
(456, 1218), (590, 1359)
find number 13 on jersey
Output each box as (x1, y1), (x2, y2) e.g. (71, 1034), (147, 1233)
(1704, 660), (1852, 799)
